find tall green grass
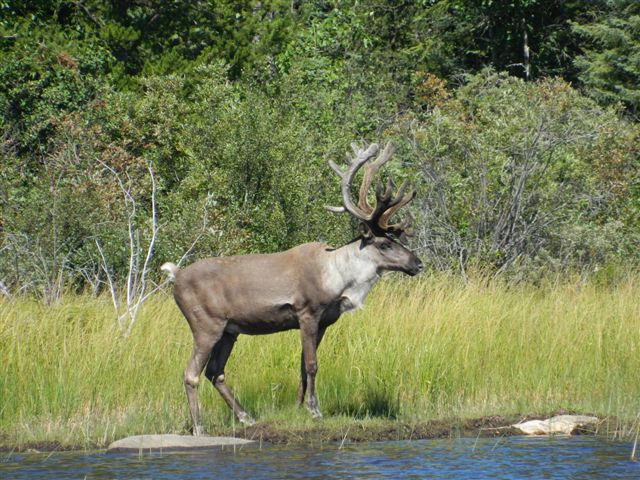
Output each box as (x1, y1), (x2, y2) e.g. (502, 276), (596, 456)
(1, 273), (639, 448)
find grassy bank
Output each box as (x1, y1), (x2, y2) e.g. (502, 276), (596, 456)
(1, 273), (639, 449)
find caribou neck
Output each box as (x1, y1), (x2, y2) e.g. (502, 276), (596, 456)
(325, 239), (380, 312)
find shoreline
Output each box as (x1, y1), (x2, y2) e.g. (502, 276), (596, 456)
(0, 413), (609, 453)
(231, 415), (525, 445)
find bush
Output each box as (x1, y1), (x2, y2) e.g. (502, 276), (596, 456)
(396, 71), (639, 277)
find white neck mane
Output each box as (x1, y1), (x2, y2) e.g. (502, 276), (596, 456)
(323, 241), (380, 312)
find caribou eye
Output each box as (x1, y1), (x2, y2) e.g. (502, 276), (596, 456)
(380, 241), (392, 251)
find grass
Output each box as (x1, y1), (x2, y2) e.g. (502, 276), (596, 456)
(1, 273), (639, 449)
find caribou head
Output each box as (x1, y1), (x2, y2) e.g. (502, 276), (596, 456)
(327, 142), (422, 276)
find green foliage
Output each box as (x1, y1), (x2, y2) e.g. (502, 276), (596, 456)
(572, 0), (640, 116)
(1, 0), (639, 295)
(1, 62), (363, 294)
(398, 70), (639, 275)
(0, 19), (112, 158)
(89, 0), (299, 82)
(395, 0), (589, 81)
(278, 1), (415, 130)
(0, 108), (145, 299)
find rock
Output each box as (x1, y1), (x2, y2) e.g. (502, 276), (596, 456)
(106, 434), (256, 453)
(512, 415), (599, 435)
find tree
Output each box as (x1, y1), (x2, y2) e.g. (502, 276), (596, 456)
(408, 0), (589, 82)
(0, 16), (111, 160)
(572, 0), (640, 117)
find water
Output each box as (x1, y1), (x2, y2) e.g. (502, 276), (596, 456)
(2, 436), (638, 479)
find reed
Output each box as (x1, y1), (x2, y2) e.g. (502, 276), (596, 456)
(1, 273), (639, 448)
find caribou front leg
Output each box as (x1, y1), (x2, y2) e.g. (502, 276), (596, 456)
(296, 326), (326, 409)
(299, 318), (323, 418)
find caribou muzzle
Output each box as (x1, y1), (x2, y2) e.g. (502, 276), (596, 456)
(407, 256), (424, 276)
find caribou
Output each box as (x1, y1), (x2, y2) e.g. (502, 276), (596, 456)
(161, 142), (423, 434)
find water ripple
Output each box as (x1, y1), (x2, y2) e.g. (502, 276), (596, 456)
(2, 436), (638, 479)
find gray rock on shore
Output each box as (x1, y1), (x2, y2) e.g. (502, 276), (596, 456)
(512, 415), (599, 435)
(107, 434), (256, 453)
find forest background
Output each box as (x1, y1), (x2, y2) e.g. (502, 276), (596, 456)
(1, 0), (639, 302)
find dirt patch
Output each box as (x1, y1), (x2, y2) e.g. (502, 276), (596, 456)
(231, 415), (541, 446)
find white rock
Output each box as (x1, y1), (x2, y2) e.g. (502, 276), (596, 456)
(513, 415), (599, 435)
(107, 434), (255, 453)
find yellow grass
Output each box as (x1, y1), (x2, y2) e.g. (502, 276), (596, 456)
(1, 273), (639, 448)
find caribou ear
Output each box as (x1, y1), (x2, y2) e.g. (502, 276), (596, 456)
(358, 222), (374, 242)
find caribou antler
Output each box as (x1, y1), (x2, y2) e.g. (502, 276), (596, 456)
(327, 142), (416, 239)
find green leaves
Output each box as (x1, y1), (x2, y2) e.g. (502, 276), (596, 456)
(1, 0), (639, 295)
(572, 0), (640, 116)
(404, 70), (639, 276)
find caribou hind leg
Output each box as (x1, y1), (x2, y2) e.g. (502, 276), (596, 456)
(205, 332), (255, 425)
(181, 303), (227, 436)
(183, 335), (222, 436)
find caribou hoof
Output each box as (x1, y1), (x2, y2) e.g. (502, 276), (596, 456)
(238, 412), (256, 426)
(307, 405), (323, 419)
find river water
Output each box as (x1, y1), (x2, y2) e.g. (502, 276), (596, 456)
(2, 436), (638, 479)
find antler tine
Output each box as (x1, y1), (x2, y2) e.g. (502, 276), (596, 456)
(388, 212), (415, 244)
(326, 143), (380, 220)
(328, 159), (344, 177)
(378, 180), (416, 229)
(390, 212), (414, 234)
(357, 142), (396, 214)
(367, 178), (411, 226)
(367, 178), (395, 219)
(327, 141), (415, 239)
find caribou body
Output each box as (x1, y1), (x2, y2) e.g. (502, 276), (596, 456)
(162, 142), (422, 434)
